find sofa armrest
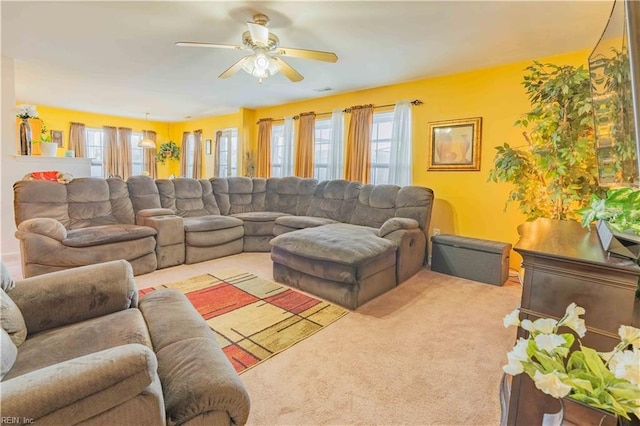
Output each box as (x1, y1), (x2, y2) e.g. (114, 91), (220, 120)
(1, 344), (157, 424)
(15, 218), (67, 242)
(9, 260), (138, 335)
(136, 208), (176, 222)
(378, 217), (419, 237)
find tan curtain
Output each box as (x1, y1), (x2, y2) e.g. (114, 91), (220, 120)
(103, 126), (119, 178)
(68, 122), (85, 157)
(214, 130), (222, 177)
(294, 112), (316, 178)
(118, 127), (132, 180)
(193, 129), (203, 178)
(345, 105), (374, 183)
(180, 132), (190, 177)
(142, 130), (158, 178)
(256, 118), (272, 178)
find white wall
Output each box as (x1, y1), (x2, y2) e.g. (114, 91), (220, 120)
(2, 56), (17, 257)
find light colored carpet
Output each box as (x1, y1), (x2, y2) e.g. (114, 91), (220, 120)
(136, 253), (521, 425)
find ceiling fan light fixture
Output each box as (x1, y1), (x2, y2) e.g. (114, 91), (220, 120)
(242, 51), (279, 83)
(138, 113), (156, 149)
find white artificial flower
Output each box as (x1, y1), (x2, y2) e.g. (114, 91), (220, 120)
(503, 308), (521, 328)
(510, 338), (530, 362)
(618, 325), (640, 349)
(559, 303), (587, 337)
(503, 358), (524, 375)
(531, 318), (558, 334)
(16, 104), (38, 119)
(534, 334), (567, 353)
(533, 370), (571, 398)
(521, 319), (533, 332)
(609, 348), (640, 386)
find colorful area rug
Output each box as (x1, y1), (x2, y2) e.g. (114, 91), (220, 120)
(140, 269), (348, 373)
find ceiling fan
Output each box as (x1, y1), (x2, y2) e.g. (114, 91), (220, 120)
(176, 13), (338, 83)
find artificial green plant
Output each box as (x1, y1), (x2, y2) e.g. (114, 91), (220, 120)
(156, 141), (180, 164)
(488, 61), (602, 221)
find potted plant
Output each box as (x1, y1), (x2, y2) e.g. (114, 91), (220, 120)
(35, 120), (58, 157)
(156, 141), (180, 164)
(488, 61), (603, 220)
(503, 304), (640, 422)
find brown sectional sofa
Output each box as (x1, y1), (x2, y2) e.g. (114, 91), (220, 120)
(0, 260), (250, 425)
(14, 175), (434, 308)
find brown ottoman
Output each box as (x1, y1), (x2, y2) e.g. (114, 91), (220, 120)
(270, 223), (397, 309)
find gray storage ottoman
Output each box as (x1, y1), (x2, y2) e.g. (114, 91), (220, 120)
(431, 234), (512, 286)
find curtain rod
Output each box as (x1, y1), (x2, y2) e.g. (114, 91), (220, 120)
(259, 99), (423, 124)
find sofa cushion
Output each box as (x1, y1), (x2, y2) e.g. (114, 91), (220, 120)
(350, 184), (400, 228)
(274, 215), (337, 229)
(127, 175), (162, 213)
(270, 223), (396, 266)
(67, 178), (136, 229)
(62, 225), (157, 248)
(1, 261), (14, 291)
(182, 215), (243, 232)
(4, 309), (152, 380)
(378, 217), (419, 237)
(232, 211), (288, 222)
(13, 180), (70, 228)
(265, 177), (317, 215)
(307, 180), (361, 222)
(0, 288), (27, 346)
(211, 177), (267, 215)
(1, 328), (17, 380)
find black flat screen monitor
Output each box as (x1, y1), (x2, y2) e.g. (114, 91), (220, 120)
(588, 0), (640, 187)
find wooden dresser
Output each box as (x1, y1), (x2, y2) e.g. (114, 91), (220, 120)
(504, 218), (640, 425)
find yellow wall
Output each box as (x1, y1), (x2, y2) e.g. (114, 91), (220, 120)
(17, 48), (590, 269)
(250, 49), (589, 269)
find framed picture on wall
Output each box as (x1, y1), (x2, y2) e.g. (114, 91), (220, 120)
(205, 139), (212, 155)
(51, 130), (63, 146)
(427, 117), (482, 171)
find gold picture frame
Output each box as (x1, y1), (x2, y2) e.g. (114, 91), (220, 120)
(51, 130), (63, 146)
(427, 117), (482, 171)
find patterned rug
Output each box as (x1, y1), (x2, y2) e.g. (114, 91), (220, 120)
(140, 269), (348, 373)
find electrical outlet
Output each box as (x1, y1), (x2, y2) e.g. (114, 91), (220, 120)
(433, 228), (440, 236)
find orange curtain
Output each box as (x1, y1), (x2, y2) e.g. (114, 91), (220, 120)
(345, 105), (374, 183)
(103, 126), (118, 178)
(142, 130), (158, 178)
(68, 122), (85, 157)
(180, 132), (190, 177)
(213, 130), (222, 177)
(256, 118), (272, 178)
(193, 129), (203, 178)
(294, 112), (316, 178)
(118, 127), (132, 180)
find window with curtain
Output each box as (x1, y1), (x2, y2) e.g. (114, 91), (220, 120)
(314, 118), (332, 181)
(85, 128), (144, 177)
(370, 111), (394, 185)
(185, 134), (195, 178)
(218, 128), (238, 177)
(271, 124), (285, 177)
(86, 127), (104, 177)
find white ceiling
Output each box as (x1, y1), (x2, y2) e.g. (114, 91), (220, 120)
(2, 1), (615, 122)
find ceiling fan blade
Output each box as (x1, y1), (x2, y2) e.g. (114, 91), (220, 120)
(247, 22), (269, 46)
(176, 41), (243, 50)
(272, 57), (304, 82)
(274, 47), (338, 63)
(219, 56), (251, 79)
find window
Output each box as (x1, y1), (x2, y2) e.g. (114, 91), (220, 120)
(85, 128), (144, 177)
(130, 133), (144, 176)
(314, 118), (332, 181)
(85, 128), (104, 177)
(271, 124), (285, 177)
(218, 128), (238, 177)
(185, 134), (195, 178)
(370, 111), (394, 185)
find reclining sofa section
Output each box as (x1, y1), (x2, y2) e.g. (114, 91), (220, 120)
(14, 176), (434, 309)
